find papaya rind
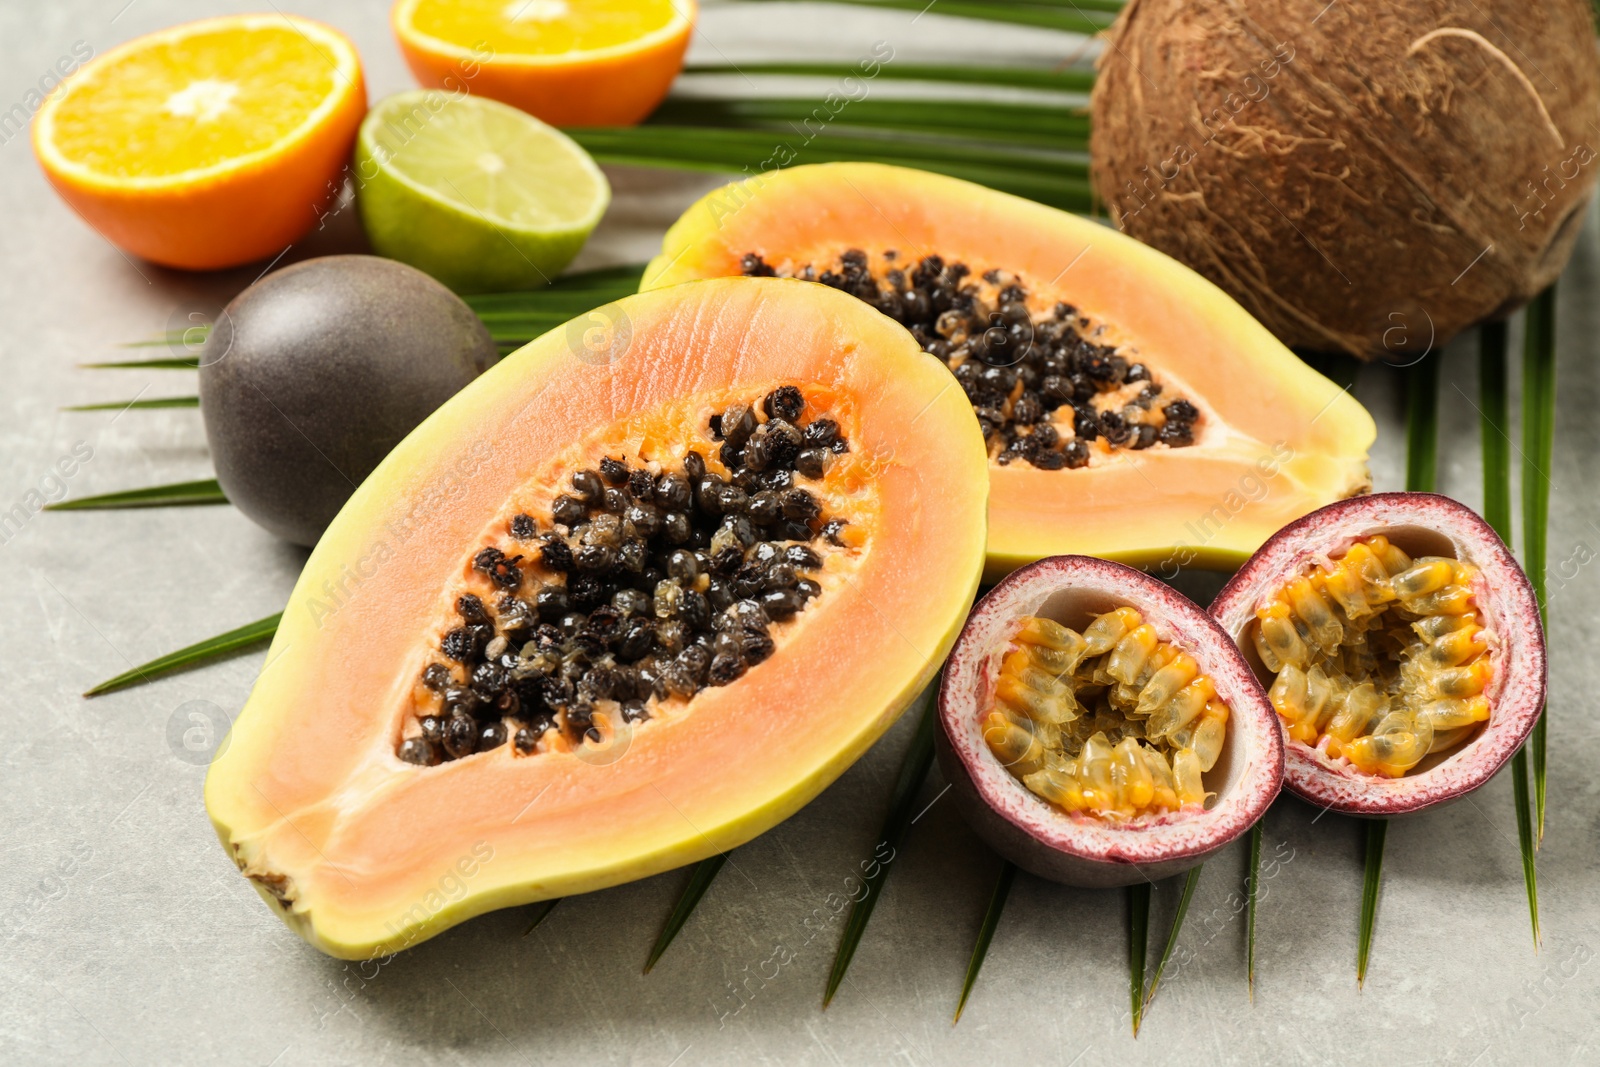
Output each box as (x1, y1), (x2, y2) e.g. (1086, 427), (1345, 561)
(204, 276), (988, 958)
(644, 162), (1375, 582)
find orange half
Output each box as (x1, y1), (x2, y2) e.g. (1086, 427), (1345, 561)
(392, 0), (694, 126)
(33, 14), (366, 270)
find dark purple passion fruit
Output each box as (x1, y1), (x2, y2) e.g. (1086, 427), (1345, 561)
(200, 255), (497, 547)
(938, 555), (1283, 888)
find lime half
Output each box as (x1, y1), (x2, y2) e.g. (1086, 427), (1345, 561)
(355, 90), (610, 293)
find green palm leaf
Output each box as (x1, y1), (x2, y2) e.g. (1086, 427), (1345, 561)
(1510, 733), (1541, 948)
(568, 127), (1092, 213)
(98, 266), (648, 358)
(1355, 352), (1440, 980)
(522, 898), (562, 935)
(1357, 820), (1386, 987)
(1128, 880), (1151, 1034)
(63, 396), (199, 412)
(84, 612), (282, 696)
(650, 97), (1088, 151)
(682, 60), (1095, 93)
(79, 356), (201, 370)
(466, 265), (645, 313)
(1142, 865), (1202, 1014)
(644, 854), (729, 973)
(1480, 319), (1540, 946)
(954, 859), (1015, 1022)
(1404, 353), (1441, 494)
(824, 685), (939, 1006)
(1521, 287), (1556, 843)
(1479, 321), (1514, 539)
(46, 478), (227, 511)
(740, 0), (1118, 33)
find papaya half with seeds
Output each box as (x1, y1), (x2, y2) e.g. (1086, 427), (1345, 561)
(204, 276), (988, 958)
(644, 162), (1376, 581)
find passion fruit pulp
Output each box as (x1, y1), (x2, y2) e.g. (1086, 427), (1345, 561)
(939, 556), (1283, 888)
(1210, 493), (1546, 816)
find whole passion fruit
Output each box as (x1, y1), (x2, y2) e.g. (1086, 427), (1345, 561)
(938, 556), (1283, 888)
(199, 255), (497, 546)
(1210, 493), (1545, 816)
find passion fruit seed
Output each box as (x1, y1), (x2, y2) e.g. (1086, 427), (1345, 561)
(983, 608), (1230, 819)
(397, 387), (853, 765)
(740, 250), (1200, 469)
(1252, 535), (1491, 777)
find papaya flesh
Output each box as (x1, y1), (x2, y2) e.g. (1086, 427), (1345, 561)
(204, 277), (987, 958)
(645, 163), (1376, 581)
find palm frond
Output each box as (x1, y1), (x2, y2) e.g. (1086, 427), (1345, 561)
(644, 854), (729, 973)
(1142, 865), (1202, 1014)
(46, 478), (227, 511)
(738, 0), (1119, 33)
(954, 860), (1015, 1022)
(79, 356), (200, 370)
(1521, 287), (1556, 843)
(63, 396), (199, 412)
(1348, 352), (1443, 980)
(1128, 880), (1151, 1034)
(100, 266), (648, 358)
(568, 126), (1092, 213)
(1357, 820), (1386, 986)
(522, 899), (561, 935)
(824, 686), (939, 1006)
(1404, 354), (1441, 493)
(650, 97), (1087, 151)
(1480, 319), (1540, 946)
(84, 612), (282, 696)
(682, 60), (1095, 93)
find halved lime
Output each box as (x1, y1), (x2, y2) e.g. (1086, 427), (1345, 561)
(355, 90), (610, 293)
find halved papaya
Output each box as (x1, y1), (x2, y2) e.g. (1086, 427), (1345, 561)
(204, 277), (987, 958)
(644, 163), (1377, 580)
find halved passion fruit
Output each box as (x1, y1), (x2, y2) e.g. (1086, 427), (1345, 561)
(1210, 493), (1545, 816)
(938, 556), (1283, 887)
(644, 162), (1376, 580)
(205, 276), (988, 958)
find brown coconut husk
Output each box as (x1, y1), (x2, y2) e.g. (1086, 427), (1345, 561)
(1090, 0), (1600, 359)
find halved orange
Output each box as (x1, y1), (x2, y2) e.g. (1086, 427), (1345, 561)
(33, 14), (366, 271)
(392, 0), (694, 127)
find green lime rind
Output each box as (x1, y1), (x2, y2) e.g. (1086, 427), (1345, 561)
(355, 91), (610, 294)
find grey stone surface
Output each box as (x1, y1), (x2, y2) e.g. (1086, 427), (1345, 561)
(3, 2), (1598, 1064)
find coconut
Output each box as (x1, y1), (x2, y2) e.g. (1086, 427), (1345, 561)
(1089, 0), (1600, 359)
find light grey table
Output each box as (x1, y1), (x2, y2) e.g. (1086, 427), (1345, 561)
(3, 2), (1597, 1064)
